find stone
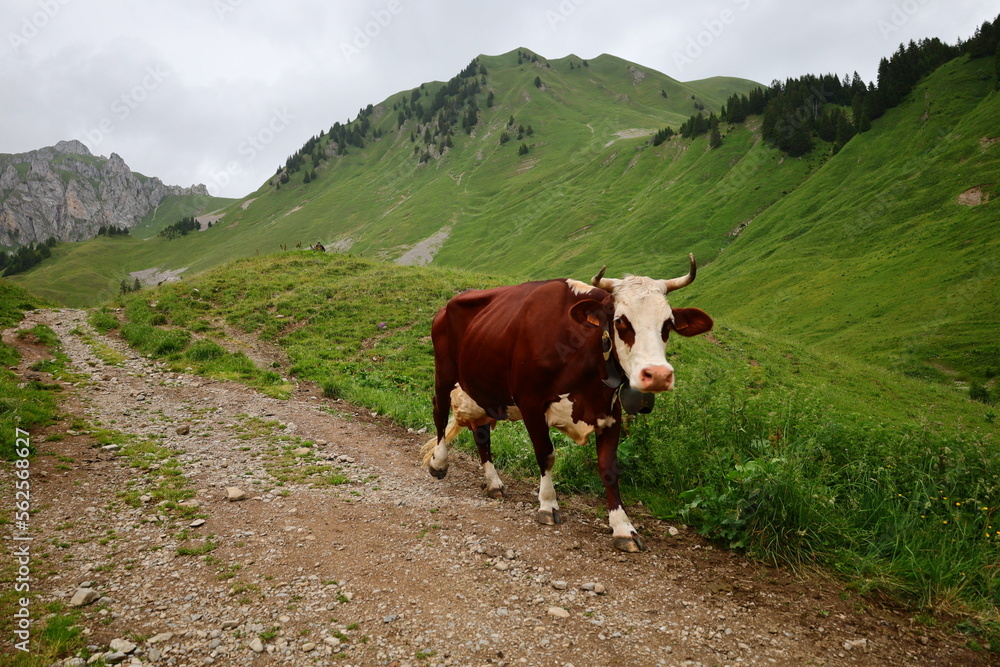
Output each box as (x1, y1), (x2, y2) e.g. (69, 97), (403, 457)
(547, 606), (570, 618)
(189, 519), (207, 528)
(301, 642), (316, 652)
(551, 580), (568, 590)
(226, 487), (247, 501)
(148, 632), (174, 644)
(109, 638), (136, 654)
(383, 614), (398, 623)
(103, 652), (127, 664)
(175, 425), (190, 436)
(667, 526), (680, 536)
(294, 447), (311, 455)
(221, 619), (242, 630)
(494, 561), (509, 571)
(843, 638), (868, 651)
(69, 588), (100, 607)
(249, 638), (264, 653)
(581, 582), (606, 594)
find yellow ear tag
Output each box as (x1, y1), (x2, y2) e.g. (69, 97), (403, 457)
(602, 330), (612, 360)
(587, 313), (601, 327)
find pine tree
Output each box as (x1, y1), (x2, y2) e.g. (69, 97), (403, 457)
(534, 76), (542, 89)
(785, 124), (813, 157)
(834, 112), (856, 153)
(709, 126), (722, 149)
(518, 143), (529, 155)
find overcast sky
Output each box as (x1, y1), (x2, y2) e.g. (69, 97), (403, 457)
(1, 0), (995, 198)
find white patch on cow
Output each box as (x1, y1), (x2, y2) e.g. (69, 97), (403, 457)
(608, 507), (637, 539)
(597, 415), (616, 431)
(451, 385), (522, 425)
(545, 394), (594, 446)
(482, 461), (504, 495)
(609, 276), (675, 390)
(451, 385), (487, 424)
(565, 279), (594, 296)
(538, 468), (559, 514)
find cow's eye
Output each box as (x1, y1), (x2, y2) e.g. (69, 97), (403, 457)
(613, 315), (635, 345)
(661, 319), (672, 341)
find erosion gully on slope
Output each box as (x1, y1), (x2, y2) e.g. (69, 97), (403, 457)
(2, 308), (987, 667)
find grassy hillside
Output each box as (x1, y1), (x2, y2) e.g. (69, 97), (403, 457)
(8, 49), (760, 298)
(132, 193), (236, 238)
(10, 50), (997, 387)
(109, 252), (1000, 622)
(686, 55), (1000, 384)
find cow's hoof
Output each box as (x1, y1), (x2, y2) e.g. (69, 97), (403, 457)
(537, 509), (562, 525)
(428, 465), (448, 480)
(485, 486), (507, 500)
(613, 534), (646, 553)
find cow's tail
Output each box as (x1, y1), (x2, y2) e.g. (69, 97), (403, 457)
(419, 434), (438, 466)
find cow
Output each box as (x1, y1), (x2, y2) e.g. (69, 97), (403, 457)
(421, 255), (713, 552)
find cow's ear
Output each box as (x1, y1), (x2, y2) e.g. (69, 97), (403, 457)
(670, 307), (713, 336)
(569, 299), (606, 328)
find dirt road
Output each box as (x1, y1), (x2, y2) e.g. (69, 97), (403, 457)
(2, 309), (987, 666)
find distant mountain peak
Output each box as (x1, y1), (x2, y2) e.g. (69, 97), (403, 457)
(0, 141), (208, 246)
(53, 139), (91, 156)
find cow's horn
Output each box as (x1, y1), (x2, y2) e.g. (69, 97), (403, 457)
(661, 254), (697, 293)
(592, 265), (616, 291)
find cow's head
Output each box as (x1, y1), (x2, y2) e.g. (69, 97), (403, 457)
(588, 255), (713, 393)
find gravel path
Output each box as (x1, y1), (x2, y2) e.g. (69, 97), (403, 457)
(2, 309), (986, 667)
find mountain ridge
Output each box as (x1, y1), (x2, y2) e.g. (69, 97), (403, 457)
(0, 139), (210, 247)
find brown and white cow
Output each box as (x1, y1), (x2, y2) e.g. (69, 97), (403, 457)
(421, 255), (713, 552)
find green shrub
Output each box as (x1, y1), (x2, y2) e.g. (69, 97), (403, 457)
(970, 382), (993, 405)
(88, 307), (119, 333)
(185, 339), (226, 361)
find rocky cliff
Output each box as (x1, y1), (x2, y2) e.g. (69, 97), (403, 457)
(0, 140), (208, 246)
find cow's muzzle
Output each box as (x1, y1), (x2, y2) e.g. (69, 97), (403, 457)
(638, 365), (674, 392)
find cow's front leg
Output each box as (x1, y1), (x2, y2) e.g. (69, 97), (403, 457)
(596, 421), (645, 552)
(473, 424), (506, 499)
(523, 413), (561, 525)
